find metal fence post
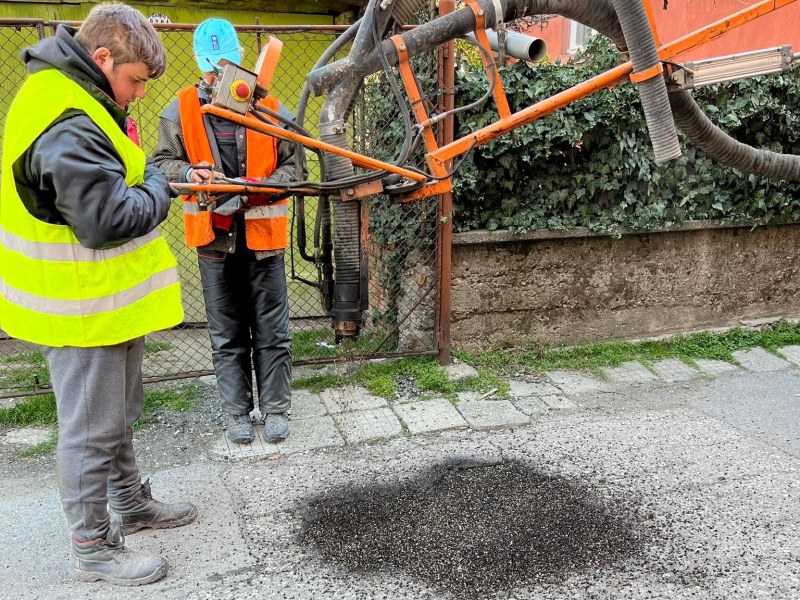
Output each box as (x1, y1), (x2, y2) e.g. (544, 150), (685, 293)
(437, 0), (455, 365)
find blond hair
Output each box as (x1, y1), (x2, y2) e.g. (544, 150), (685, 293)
(76, 2), (166, 77)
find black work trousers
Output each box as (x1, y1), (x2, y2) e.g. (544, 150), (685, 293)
(198, 246), (292, 417)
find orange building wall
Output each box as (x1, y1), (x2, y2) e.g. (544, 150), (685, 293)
(528, 0), (800, 62)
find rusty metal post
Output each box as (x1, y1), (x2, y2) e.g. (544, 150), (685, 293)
(436, 0), (455, 365)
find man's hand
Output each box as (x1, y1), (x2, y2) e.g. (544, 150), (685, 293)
(187, 162), (222, 183)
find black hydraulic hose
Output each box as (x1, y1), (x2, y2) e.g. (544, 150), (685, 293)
(610, 0), (680, 164)
(295, 17), (363, 180)
(669, 90), (800, 181)
(294, 196), (316, 262)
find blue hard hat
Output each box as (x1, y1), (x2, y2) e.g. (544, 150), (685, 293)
(193, 18), (240, 72)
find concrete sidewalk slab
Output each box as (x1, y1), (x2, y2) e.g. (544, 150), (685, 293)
(733, 348), (792, 372)
(511, 397), (549, 416)
(456, 399), (529, 431)
(275, 415), (345, 454)
(289, 389), (328, 419)
(694, 358), (739, 376)
(540, 395), (578, 410)
(394, 398), (468, 435)
(601, 361), (659, 385)
(333, 407), (403, 444)
(778, 345), (800, 367)
(649, 358), (701, 382)
(546, 370), (613, 396)
(320, 385), (387, 414)
(509, 379), (561, 398)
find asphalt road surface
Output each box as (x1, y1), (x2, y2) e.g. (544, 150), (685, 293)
(1, 370), (798, 600)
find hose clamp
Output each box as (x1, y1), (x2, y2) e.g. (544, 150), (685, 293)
(630, 62), (664, 84)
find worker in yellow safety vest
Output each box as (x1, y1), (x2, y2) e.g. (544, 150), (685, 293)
(0, 2), (196, 587)
(153, 18), (306, 446)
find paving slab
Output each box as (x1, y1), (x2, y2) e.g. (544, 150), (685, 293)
(508, 379), (561, 398)
(456, 400), (530, 431)
(694, 358), (739, 376)
(601, 361), (659, 385)
(393, 398), (468, 435)
(547, 370), (613, 396)
(511, 397), (549, 416)
(290, 389), (328, 419)
(275, 415), (345, 454)
(319, 385), (387, 414)
(733, 348), (792, 372)
(778, 345), (800, 368)
(333, 407), (403, 444)
(209, 423), (280, 460)
(540, 395), (578, 410)
(649, 358), (702, 382)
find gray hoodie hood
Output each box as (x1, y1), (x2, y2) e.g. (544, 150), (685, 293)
(21, 25), (122, 120)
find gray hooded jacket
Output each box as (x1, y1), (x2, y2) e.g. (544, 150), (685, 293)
(11, 25), (173, 250)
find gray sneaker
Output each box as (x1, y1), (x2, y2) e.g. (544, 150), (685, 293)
(109, 479), (198, 536)
(226, 413), (255, 444)
(263, 412), (289, 443)
(70, 521), (168, 586)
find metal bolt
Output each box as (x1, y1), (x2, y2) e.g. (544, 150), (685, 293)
(477, 8), (484, 15)
(346, 188), (355, 196)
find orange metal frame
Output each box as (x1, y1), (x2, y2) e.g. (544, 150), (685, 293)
(195, 0), (797, 203)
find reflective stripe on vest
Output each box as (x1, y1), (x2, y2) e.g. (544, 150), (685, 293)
(0, 69), (183, 347)
(176, 86), (289, 251)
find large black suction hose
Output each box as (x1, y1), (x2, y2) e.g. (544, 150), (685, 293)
(321, 85), (362, 340)
(669, 90), (800, 180)
(610, 0), (680, 164)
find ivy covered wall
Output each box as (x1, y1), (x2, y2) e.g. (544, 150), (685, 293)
(451, 36), (800, 234)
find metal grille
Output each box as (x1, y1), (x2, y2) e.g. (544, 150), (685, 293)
(0, 20), (444, 398)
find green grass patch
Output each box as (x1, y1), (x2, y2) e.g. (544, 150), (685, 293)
(0, 394), (57, 427)
(0, 350), (50, 390)
(455, 321), (800, 376)
(143, 341), (174, 354)
(19, 430), (57, 458)
(292, 328), (403, 360)
(292, 374), (345, 393)
(0, 383), (201, 430)
(292, 329), (340, 360)
(137, 384), (199, 426)
(353, 357), (453, 397)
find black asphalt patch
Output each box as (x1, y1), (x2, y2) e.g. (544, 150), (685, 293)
(300, 459), (649, 599)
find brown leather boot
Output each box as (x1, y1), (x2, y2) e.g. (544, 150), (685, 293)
(70, 521), (168, 586)
(108, 479), (198, 535)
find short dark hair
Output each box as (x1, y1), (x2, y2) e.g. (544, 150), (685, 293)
(76, 2), (167, 78)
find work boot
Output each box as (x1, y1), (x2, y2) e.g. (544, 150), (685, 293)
(226, 413), (255, 444)
(263, 412), (289, 443)
(69, 520), (168, 586)
(108, 479), (198, 536)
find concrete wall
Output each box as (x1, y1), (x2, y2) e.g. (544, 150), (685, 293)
(450, 222), (800, 350)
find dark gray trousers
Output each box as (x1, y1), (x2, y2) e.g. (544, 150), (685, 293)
(43, 338), (144, 543)
(198, 249), (292, 417)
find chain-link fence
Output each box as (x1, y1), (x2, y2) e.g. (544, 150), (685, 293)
(0, 19), (446, 398)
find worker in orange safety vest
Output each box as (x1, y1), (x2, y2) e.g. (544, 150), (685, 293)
(152, 18), (306, 445)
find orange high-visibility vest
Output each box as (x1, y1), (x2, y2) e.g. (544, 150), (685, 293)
(177, 86), (288, 251)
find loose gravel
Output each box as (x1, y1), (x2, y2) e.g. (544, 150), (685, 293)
(300, 459), (651, 599)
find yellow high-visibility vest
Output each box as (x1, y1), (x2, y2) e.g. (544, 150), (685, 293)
(0, 68), (183, 347)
